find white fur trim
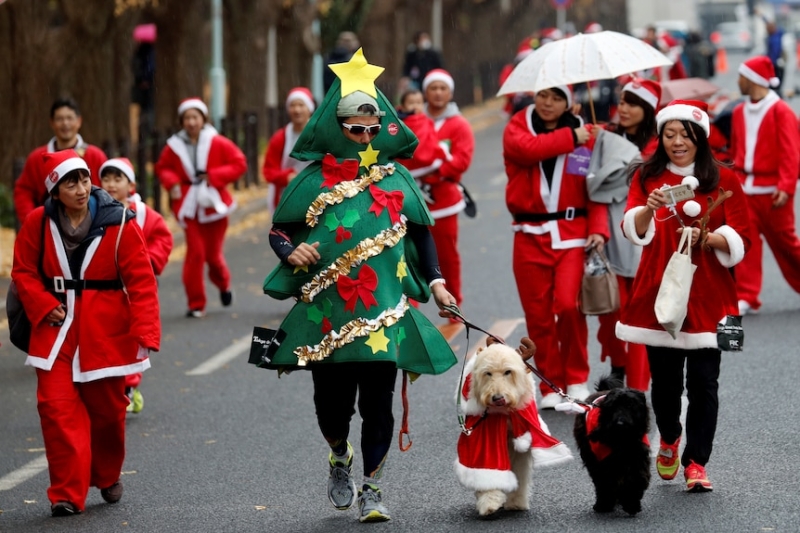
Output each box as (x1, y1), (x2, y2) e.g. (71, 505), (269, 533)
(531, 443), (573, 468)
(623, 81), (658, 110)
(615, 321), (719, 349)
(623, 206), (656, 245)
(657, 104), (710, 137)
(712, 224), (745, 268)
(429, 200), (466, 219)
(285, 89), (315, 113)
(513, 431), (532, 452)
(100, 158), (136, 183)
(422, 70), (454, 92)
(738, 62), (780, 88)
(454, 459), (519, 492)
(408, 159), (442, 178)
(73, 354), (151, 383)
(45, 158), (90, 193)
(178, 98), (208, 117)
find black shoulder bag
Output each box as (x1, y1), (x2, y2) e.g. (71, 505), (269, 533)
(6, 215), (47, 353)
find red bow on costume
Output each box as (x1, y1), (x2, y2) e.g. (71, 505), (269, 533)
(368, 185), (404, 225)
(321, 153), (359, 188)
(337, 264), (379, 313)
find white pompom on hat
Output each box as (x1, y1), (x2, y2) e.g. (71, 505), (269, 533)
(286, 87), (315, 113)
(738, 56), (780, 88)
(422, 68), (454, 92)
(177, 97), (209, 118)
(42, 150), (90, 194)
(656, 99), (710, 137)
(100, 157), (136, 184)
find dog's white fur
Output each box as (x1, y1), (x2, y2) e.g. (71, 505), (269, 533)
(464, 344), (535, 516)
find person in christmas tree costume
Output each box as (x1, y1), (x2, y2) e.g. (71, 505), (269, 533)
(262, 49), (458, 523)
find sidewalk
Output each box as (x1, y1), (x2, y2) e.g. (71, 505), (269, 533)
(0, 96), (507, 301)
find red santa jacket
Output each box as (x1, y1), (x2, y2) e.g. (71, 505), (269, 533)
(410, 103), (474, 219)
(503, 105), (609, 249)
(396, 112), (448, 171)
(129, 195), (173, 276)
(155, 126), (247, 225)
(617, 166), (751, 349)
(11, 189), (160, 382)
(455, 359), (572, 492)
(729, 91), (800, 196)
(261, 124), (311, 210)
(13, 136), (107, 224)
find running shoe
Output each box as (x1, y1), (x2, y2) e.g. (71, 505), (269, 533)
(327, 442), (357, 510)
(685, 461), (713, 492)
(358, 483), (391, 523)
(656, 436), (681, 480)
(129, 388), (144, 414)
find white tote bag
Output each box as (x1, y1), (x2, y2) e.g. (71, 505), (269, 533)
(654, 227), (697, 339)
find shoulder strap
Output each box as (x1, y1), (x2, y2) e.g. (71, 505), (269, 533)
(38, 213), (47, 279)
(115, 208), (126, 289)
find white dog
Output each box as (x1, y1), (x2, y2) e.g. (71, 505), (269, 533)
(455, 342), (572, 516)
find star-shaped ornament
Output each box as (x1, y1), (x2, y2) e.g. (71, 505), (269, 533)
(365, 327), (390, 354)
(328, 48), (385, 98)
(358, 144), (380, 169)
(396, 256), (408, 281)
(293, 264), (309, 274)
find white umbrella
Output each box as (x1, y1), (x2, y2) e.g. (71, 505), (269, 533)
(498, 31), (673, 97)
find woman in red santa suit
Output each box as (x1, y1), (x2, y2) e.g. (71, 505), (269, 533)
(11, 150), (160, 516)
(156, 98), (247, 317)
(502, 85), (609, 409)
(262, 87), (314, 212)
(616, 100), (750, 492)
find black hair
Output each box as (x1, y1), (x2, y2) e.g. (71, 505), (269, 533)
(399, 88), (423, 107)
(52, 169), (91, 196)
(50, 97), (81, 119)
(100, 167), (125, 179)
(611, 90), (657, 151)
(549, 87), (569, 102)
(635, 120), (720, 195)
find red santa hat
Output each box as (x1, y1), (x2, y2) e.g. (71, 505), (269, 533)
(622, 78), (662, 110)
(584, 22), (603, 34)
(515, 36), (537, 62)
(539, 85), (573, 108)
(177, 97), (209, 118)
(656, 99), (710, 137)
(540, 27), (563, 44)
(285, 87), (315, 113)
(738, 56), (780, 88)
(422, 68), (454, 92)
(42, 150), (90, 194)
(100, 157), (136, 184)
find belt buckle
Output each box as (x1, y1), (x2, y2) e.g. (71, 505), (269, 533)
(53, 276), (66, 293)
(565, 207), (575, 221)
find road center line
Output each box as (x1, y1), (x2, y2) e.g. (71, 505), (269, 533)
(464, 317), (526, 361)
(185, 334), (252, 376)
(0, 454), (48, 491)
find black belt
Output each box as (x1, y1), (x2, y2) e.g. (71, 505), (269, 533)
(45, 276), (123, 293)
(513, 207), (587, 223)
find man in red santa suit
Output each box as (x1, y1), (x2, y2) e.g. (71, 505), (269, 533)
(414, 69), (475, 310)
(155, 98), (247, 317)
(13, 97), (107, 226)
(729, 56), (800, 314)
(261, 87), (315, 212)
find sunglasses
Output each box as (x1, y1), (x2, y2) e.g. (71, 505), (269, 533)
(341, 123), (382, 135)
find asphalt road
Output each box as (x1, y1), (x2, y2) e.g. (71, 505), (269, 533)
(2, 55), (800, 532)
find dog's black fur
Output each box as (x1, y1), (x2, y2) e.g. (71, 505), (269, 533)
(573, 376), (651, 515)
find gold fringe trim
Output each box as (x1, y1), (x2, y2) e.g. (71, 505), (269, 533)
(306, 164), (395, 227)
(299, 220), (407, 303)
(295, 296), (409, 365)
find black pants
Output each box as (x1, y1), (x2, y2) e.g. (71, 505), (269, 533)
(311, 362), (397, 479)
(647, 346), (721, 467)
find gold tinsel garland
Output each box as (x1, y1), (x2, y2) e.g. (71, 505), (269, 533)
(299, 220), (407, 303)
(305, 164), (395, 227)
(295, 296), (409, 365)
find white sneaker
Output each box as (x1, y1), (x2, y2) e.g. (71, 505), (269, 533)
(567, 383), (591, 402)
(539, 392), (563, 409)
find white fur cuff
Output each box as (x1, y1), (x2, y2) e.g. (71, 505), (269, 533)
(531, 443), (573, 468)
(712, 224), (745, 267)
(623, 206), (656, 246)
(513, 431), (532, 452)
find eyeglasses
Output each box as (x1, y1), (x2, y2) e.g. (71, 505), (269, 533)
(341, 123), (381, 135)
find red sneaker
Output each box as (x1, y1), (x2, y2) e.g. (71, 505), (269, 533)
(656, 436), (681, 480)
(684, 461), (713, 492)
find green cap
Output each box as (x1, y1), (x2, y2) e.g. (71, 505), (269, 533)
(336, 91), (386, 117)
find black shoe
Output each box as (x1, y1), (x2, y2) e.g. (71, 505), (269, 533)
(220, 290), (233, 307)
(51, 501), (80, 517)
(100, 480), (124, 504)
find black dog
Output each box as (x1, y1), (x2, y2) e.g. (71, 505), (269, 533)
(573, 376), (651, 515)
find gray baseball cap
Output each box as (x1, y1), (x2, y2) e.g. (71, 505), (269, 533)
(336, 91), (386, 117)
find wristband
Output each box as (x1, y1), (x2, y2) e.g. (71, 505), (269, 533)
(428, 278), (446, 288)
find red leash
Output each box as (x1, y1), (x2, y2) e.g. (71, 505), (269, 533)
(398, 371), (413, 451)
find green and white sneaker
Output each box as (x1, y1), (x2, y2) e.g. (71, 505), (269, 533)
(358, 484), (391, 523)
(327, 442), (357, 510)
(126, 388), (144, 414)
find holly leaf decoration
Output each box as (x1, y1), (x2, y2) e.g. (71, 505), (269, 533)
(341, 209), (361, 228)
(324, 213), (341, 232)
(307, 305), (324, 325)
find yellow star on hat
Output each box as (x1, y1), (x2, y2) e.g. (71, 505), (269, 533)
(329, 48), (385, 98)
(358, 143), (380, 169)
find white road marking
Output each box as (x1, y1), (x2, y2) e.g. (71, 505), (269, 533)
(0, 455), (48, 491)
(489, 172), (507, 186)
(464, 317), (526, 361)
(185, 334), (252, 376)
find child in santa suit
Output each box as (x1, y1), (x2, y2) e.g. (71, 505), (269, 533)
(100, 158), (173, 413)
(261, 87), (314, 212)
(155, 98), (247, 318)
(728, 56), (800, 315)
(503, 85), (609, 409)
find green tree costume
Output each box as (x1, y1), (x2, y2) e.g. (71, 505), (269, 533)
(262, 50), (456, 376)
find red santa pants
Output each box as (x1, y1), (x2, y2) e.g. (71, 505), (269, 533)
(183, 216), (231, 311)
(736, 194), (800, 310)
(36, 331), (127, 510)
(597, 275), (650, 391)
(513, 232), (589, 395)
(430, 213), (462, 306)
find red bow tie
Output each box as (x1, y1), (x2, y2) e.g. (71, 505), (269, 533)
(368, 185), (405, 225)
(321, 153), (359, 189)
(337, 264), (379, 313)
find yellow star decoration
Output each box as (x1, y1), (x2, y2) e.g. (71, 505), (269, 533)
(358, 144), (380, 169)
(365, 327), (390, 354)
(293, 264), (309, 274)
(328, 48), (385, 98)
(396, 256), (408, 281)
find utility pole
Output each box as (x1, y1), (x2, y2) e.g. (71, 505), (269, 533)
(432, 0), (442, 50)
(210, 0), (227, 126)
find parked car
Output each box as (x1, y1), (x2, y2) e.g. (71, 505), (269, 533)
(713, 21), (753, 52)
